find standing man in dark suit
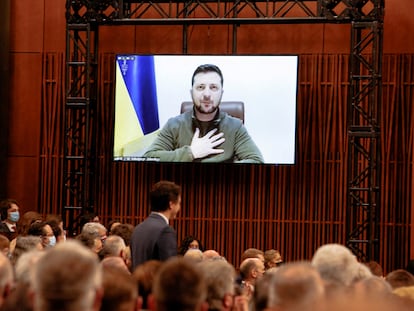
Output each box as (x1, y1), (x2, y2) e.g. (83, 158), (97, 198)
(130, 180), (181, 270)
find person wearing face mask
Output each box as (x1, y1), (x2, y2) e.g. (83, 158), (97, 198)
(46, 214), (67, 243)
(0, 199), (21, 240)
(27, 221), (57, 249)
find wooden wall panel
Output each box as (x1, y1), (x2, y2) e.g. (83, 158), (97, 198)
(238, 24), (329, 54)
(322, 24), (351, 53)
(384, 2), (414, 53)
(9, 0), (44, 52)
(8, 53), (42, 155)
(6, 157), (40, 212)
(184, 25), (235, 54)
(0, 0), (10, 198)
(134, 25), (184, 54)
(7, 52), (43, 213)
(99, 26), (138, 53)
(43, 0), (66, 51)
(39, 52), (64, 216)
(381, 54), (414, 263)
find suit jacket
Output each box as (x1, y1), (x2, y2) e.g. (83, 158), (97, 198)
(0, 222), (11, 233)
(130, 213), (177, 270)
(0, 222), (16, 241)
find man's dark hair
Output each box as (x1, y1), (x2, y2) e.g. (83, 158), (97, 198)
(178, 235), (203, 255)
(150, 181), (181, 212)
(47, 221), (63, 240)
(0, 199), (18, 220)
(27, 221), (48, 237)
(365, 260), (383, 277)
(385, 269), (414, 289)
(110, 223), (134, 246)
(152, 257), (206, 311)
(191, 64), (223, 87)
(241, 247), (264, 262)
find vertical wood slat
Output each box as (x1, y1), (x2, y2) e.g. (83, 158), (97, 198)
(40, 52), (64, 216)
(38, 53), (413, 272)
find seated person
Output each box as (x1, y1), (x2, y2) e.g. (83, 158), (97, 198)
(144, 64), (264, 163)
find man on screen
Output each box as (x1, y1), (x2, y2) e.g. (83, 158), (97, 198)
(143, 64), (264, 163)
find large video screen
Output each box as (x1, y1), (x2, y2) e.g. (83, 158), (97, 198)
(113, 55), (298, 164)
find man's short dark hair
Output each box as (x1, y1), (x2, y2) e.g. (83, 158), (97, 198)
(27, 221), (48, 237)
(385, 269), (414, 289)
(152, 257), (206, 311)
(0, 199), (18, 220)
(150, 181), (181, 212)
(191, 64), (223, 87)
(110, 223), (134, 246)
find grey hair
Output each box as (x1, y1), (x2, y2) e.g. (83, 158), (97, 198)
(311, 243), (359, 287)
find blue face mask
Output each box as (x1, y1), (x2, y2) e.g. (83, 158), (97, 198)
(8, 211), (20, 223)
(47, 236), (57, 248)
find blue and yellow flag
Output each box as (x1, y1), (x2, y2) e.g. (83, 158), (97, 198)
(114, 55), (160, 157)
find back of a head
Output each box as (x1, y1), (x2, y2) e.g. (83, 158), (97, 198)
(311, 243), (358, 287)
(132, 260), (162, 309)
(241, 248), (264, 262)
(81, 222), (107, 237)
(76, 232), (100, 252)
(150, 181), (181, 212)
(110, 224), (134, 246)
(202, 250), (221, 261)
(239, 257), (261, 280)
(385, 269), (414, 290)
(101, 256), (129, 273)
(32, 240), (102, 311)
(255, 270), (278, 311)
(365, 260), (384, 277)
(354, 276), (392, 297)
(18, 211), (43, 235)
(11, 235), (42, 265)
(199, 260), (236, 310)
(27, 222), (47, 237)
(101, 266), (138, 311)
(267, 262), (325, 311)
(100, 234), (126, 258)
(352, 262), (373, 283)
(15, 249), (46, 284)
(184, 249), (203, 263)
(323, 288), (413, 311)
(152, 257), (206, 311)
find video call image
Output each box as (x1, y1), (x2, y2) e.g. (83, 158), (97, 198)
(113, 55), (298, 164)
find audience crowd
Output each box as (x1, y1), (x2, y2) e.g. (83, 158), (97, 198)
(0, 197), (414, 311)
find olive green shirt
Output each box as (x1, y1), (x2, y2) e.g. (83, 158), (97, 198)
(143, 109), (264, 163)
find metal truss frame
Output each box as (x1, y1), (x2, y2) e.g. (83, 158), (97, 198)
(65, 0), (384, 260)
(64, 22), (98, 235)
(346, 20), (382, 261)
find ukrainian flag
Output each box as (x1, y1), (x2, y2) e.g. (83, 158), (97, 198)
(113, 55), (160, 157)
